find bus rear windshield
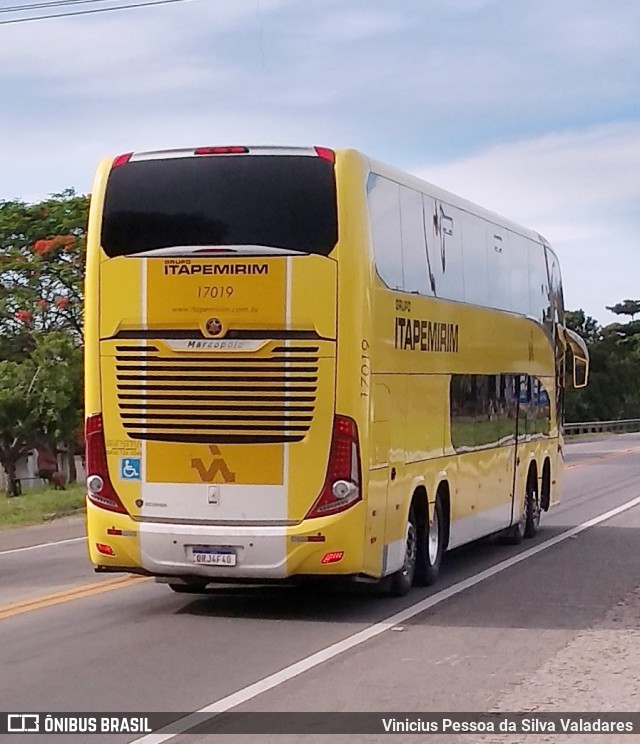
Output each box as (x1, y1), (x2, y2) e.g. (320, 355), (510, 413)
(101, 155), (338, 257)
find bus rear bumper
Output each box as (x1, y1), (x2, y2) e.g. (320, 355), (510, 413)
(86, 501), (367, 579)
(139, 521), (290, 579)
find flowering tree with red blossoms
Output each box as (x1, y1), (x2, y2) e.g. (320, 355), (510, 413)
(0, 189), (88, 354)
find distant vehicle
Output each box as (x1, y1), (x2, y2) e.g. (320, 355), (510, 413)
(84, 145), (589, 596)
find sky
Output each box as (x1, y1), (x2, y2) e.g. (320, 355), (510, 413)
(1, 0), (639, 324)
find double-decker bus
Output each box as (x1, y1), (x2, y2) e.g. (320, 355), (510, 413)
(84, 145), (588, 596)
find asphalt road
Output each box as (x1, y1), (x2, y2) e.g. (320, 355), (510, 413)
(1, 433), (640, 743)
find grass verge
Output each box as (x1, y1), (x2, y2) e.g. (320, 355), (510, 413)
(0, 484), (85, 529)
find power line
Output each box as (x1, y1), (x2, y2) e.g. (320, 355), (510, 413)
(0, 1), (124, 14)
(0, 0), (194, 25)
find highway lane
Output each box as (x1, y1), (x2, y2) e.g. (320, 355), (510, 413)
(1, 433), (639, 743)
(0, 517), (96, 606)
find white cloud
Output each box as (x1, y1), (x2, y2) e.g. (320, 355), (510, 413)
(1, 0), (640, 326)
(413, 123), (640, 323)
(415, 123), (640, 218)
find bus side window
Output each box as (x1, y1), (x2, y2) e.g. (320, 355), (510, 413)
(461, 213), (489, 307)
(399, 186), (433, 296)
(367, 174), (404, 291)
(430, 201), (464, 302)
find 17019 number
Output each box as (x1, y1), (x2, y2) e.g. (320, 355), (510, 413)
(197, 286), (234, 298)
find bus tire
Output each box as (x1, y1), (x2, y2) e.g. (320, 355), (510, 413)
(388, 508), (418, 597)
(524, 479), (541, 538)
(415, 496), (444, 586)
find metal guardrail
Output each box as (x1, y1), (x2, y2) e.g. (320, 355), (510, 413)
(564, 418), (640, 435)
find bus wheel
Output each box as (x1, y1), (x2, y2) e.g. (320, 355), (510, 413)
(168, 581), (209, 594)
(524, 481), (541, 538)
(415, 497), (444, 586)
(388, 508), (418, 597)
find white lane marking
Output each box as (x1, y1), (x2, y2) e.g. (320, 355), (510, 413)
(0, 536), (85, 557)
(132, 493), (640, 744)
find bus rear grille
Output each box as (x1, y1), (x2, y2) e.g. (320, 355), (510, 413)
(114, 345), (319, 444)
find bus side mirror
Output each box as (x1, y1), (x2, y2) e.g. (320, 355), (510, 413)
(572, 356), (588, 388)
(561, 326), (590, 389)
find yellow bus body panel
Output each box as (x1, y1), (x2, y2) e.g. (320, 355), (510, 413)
(85, 147), (564, 583)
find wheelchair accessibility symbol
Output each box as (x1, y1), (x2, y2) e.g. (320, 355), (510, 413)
(120, 457), (141, 480)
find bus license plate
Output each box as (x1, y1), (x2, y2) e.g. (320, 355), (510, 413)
(190, 548), (236, 566)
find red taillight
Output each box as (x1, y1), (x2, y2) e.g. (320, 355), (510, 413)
(306, 415), (361, 519)
(194, 146), (249, 155)
(321, 551), (344, 564)
(314, 146), (335, 163)
(85, 413), (128, 514)
(112, 153), (132, 168)
(96, 543), (116, 557)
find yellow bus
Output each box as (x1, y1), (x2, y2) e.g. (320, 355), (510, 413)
(85, 145), (588, 596)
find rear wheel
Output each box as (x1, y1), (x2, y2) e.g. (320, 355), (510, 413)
(524, 480), (541, 538)
(388, 508), (418, 597)
(415, 497), (444, 586)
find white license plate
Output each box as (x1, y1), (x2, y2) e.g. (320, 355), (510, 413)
(190, 548), (237, 566)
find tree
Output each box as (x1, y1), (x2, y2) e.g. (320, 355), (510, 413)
(0, 360), (42, 496)
(0, 334), (83, 496)
(29, 333), (83, 482)
(0, 189), (89, 349)
(565, 304), (640, 423)
(565, 309), (600, 346)
(0, 191), (87, 491)
(606, 299), (640, 321)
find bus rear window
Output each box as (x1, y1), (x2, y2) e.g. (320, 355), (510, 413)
(101, 155), (338, 257)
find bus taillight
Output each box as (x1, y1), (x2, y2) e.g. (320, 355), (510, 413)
(306, 415), (361, 518)
(111, 153), (132, 169)
(85, 413), (128, 514)
(314, 146), (335, 162)
(194, 146), (249, 155)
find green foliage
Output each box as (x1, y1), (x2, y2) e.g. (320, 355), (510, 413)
(565, 309), (600, 346)
(0, 189), (88, 347)
(0, 333), (83, 493)
(0, 191), (87, 493)
(0, 358), (43, 485)
(606, 299), (640, 321)
(0, 483), (84, 528)
(565, 304), (640, 422)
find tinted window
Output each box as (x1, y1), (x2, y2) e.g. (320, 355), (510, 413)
(368, 175), (404, 290)
(400, 187), (433, 295)
(101, 155), (338, 257)
(429, 200), (465, 302)
(528, 241), (549, 322)
(450, 374), (519, 450)
(509, 238), (531, 316)
(487, 230), (512, 312)
(545, 247), (565, 326)
(461, 213), (488, 307)
(520, 376), (551, 437)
